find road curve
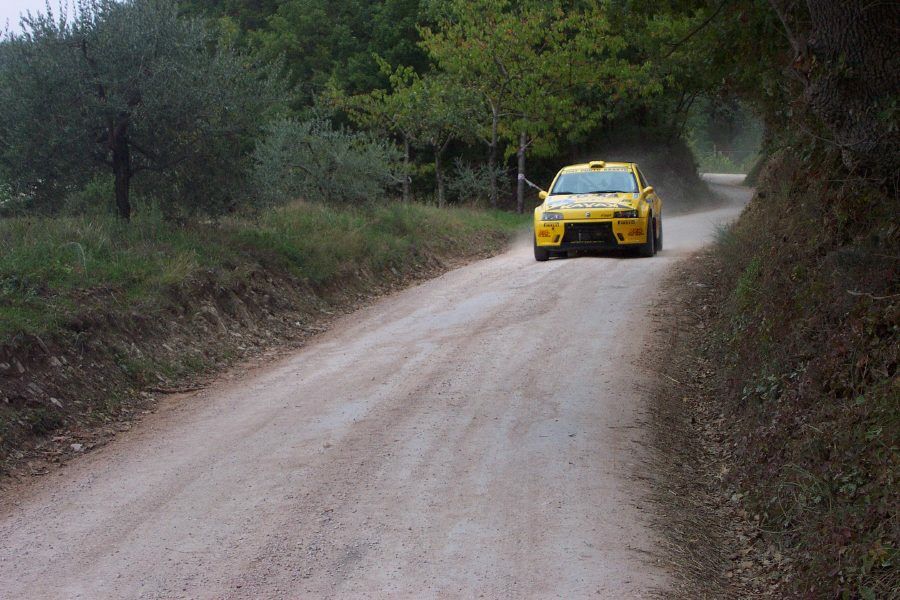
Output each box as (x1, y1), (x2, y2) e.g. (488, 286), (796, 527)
(0, 176), (750, 599)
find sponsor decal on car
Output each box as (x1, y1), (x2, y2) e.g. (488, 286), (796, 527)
(565, 167), (631, 173)
(547, 201), (634, 209)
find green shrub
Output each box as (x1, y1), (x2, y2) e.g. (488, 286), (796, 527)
(62, 177), (116, 216)
(447, 158), (508, 206)
(252, 117), (402, 207)
(0, 0), (285, 218)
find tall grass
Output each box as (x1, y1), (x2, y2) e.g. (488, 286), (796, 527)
(0, 202), (526, 338)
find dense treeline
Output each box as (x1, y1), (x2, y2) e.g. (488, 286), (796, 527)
(0, 0), (773, 219)
(1, 0), (894, 219)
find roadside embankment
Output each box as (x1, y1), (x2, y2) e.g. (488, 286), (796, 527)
(649, 155), (897, 597)
(0, 202), (525, 476)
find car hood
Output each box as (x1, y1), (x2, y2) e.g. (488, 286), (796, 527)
(543, 192), (640, 211)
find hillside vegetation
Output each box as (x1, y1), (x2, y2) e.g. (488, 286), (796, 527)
(654, 156), (897, 598)
(1, 203), (523, 337)
(711, 152), (897, 597)
(645, 0), (898, 594)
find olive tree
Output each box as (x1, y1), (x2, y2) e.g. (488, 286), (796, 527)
(252, 116), (403, 206)
(0, 0), (283, 219)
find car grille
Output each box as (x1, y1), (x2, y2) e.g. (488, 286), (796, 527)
(562, 222), (617, 245)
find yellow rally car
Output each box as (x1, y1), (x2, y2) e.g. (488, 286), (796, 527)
(533, 160), (662, 261)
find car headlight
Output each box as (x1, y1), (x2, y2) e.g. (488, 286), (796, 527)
(614, 209), (638, 218)
(542, 212), (564, 221)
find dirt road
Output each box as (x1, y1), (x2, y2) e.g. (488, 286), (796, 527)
(0, 176), (750, 599)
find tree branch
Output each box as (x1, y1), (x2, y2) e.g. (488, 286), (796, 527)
(662, 0), (731, 59)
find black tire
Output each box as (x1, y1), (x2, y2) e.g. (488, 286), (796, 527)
(534, 238), (550, 261)
(637, 215), (656, 257)
(655, 217), (663, 251)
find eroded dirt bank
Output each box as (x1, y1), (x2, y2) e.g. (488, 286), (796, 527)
(0, 185), (746, 599)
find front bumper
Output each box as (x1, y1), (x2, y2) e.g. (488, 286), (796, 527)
(534, 218), (649, 249)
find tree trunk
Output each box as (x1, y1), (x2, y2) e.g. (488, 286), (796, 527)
(771, 0), (900, 176)
(402, 135), (411, 203)
(516, 131), (526, 214)
(488, 101), (499, 208)
(435, 149), (445, 208)
(805, 0), (898, 174)
(111, 121), (132, 220)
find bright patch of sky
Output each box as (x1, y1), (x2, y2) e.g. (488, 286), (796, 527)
(1, 0), (78, 33)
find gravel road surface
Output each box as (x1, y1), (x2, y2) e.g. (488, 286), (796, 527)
(0, 175), (750, 599)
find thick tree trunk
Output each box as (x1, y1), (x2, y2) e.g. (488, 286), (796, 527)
(402, 136), (411, 203)
(435, 149), (445, 208)
(110, 122), (132, 220)
(516, 131), (526, 214)
(772, 0), (900, 176)
(488, 101), (499, 208)
(805, 0), (899, 174)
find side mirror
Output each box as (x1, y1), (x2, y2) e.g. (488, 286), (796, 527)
(538, 190), (548, 201)
(642, 186), (654, 197)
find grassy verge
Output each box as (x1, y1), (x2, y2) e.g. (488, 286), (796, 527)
(0, 202), (525, 338)
(0, 202), (526, 472)
(653, 150), (897, 597)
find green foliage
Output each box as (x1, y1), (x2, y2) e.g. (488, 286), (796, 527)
(732, 257), (761, 311)
(0, 0), (285, 218)
(690, 149), (757, 174)
(252, 116), (402, 206)
(419, 0), (666, 210)
(446, 158), (508, 206)
(335, 64), (481, 205)
(62, 177), (116, 217)
(686, 97), (763, 173)
(0, 203), (526, 338)
(244, 0), (429, 103)
(0, 179), (30, 217)
(420, 0), (643, 153)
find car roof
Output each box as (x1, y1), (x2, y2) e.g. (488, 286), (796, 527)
(559, 161), (636, 173)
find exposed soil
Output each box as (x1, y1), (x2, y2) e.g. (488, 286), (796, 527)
(0, 189), (746, 598)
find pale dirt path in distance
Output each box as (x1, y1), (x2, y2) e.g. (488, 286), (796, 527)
(0, 176), (750, 600)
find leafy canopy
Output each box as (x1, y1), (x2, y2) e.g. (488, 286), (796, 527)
(0, 0), (284, 217)
(420, 0), (656, 157)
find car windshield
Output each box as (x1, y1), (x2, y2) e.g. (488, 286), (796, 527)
(550, 170), (638, 195)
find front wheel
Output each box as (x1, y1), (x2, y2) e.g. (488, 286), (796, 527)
(534, 238), (550, 261)
(636, 215), (656, 257)
(655, 217), (663, 251)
